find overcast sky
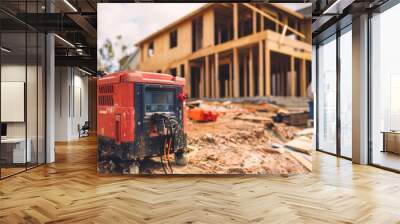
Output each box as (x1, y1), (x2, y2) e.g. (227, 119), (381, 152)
(97, 3), (310, 60)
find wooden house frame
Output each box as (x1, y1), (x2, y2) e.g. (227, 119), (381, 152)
(136, 3), (312, 98)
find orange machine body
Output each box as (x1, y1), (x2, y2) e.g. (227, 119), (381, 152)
(97, 71), (186, 174)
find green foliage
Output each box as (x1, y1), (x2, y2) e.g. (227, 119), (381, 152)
(98, 35), (130, 73)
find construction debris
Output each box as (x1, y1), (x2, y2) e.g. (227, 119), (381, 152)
(295, 128), (314, 137)
(273, 111), (309, 126)
(282, 111), (309, 126)
(285, 136), (313, 155)
(188, 107), (218, 122)
(234, 114), (273, 124)
(140, 98), (314, 175)
(287, 152), (312, 172)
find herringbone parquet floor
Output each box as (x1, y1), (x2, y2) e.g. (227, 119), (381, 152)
(1, 136), (400, 223)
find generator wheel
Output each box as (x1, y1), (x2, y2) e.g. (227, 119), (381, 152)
(174, 152), (188, 166)
(129, 161), (140, 175)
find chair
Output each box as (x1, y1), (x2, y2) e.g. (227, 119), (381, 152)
(79, 121), (90, 138)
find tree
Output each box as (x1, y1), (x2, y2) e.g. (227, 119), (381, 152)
(98, 35), (129, 73)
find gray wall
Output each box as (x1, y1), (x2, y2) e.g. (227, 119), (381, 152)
(54, 67), (89, 141)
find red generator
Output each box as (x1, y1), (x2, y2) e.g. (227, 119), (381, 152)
(97, 71), (187, 174)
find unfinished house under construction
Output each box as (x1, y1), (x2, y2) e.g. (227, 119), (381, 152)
(136, 3), (312, 98)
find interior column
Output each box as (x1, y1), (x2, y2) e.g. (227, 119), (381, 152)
(46, 1), (55, 163)
(352, 14), (369, 164)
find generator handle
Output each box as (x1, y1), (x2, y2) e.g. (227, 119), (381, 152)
(115, 114), (121, 144)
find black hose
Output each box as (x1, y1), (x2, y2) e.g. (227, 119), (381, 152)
(159, 135), (168, 175)
(166, 125), (174, 174)
(153, 114), (181, 175)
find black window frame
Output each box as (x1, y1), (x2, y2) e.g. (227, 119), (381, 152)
(169, 29), (177, 49)
(314, 17), (353, 161)
(148, 41), (154, 58)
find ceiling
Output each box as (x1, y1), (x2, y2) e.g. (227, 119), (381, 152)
(311, 0), (391, 43)
(1, 0), (394, 73)
(0, 0), (98, 74)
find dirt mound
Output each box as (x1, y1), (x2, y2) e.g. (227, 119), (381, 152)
(140, 99), (313, 175)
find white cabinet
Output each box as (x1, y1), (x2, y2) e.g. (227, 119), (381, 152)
(1, 138), (31, 163)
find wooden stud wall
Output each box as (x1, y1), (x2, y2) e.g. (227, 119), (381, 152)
(258, 41), (264, 96)
(137, 3), (311, 99)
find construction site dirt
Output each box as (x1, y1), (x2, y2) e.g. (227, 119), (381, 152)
(139, 98), (314, 176)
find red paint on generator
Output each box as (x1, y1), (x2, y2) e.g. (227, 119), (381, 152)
(97, 71), (187, 174)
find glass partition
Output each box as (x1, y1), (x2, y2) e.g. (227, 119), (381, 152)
(0, 1), (46, 179)
(1, 31), (28, 177)
(371, 3), (400, 171)
(317, 35), (337, 154)
(339, 26), (352, 158)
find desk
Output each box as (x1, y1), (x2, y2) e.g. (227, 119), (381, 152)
(1, 138), (31, 164)
(382, 131), (400, 155)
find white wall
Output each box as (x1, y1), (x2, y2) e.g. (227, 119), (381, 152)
(1, 65), (33, 138)
(54, 67), (89, 141)
(55, 67), (70, 141)
(1, 63), (46, 164)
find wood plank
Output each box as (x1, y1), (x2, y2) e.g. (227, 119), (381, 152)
(243, 3), (305, 40)
(147, 30), (312, 73)
(291, 56), (296, 96)
(211, 58), (215, 98)
(260, 13), (264, 31)
(229, 60), (233, 97)
(301, 58), (307, 97)
(205, 55), (210, 98)
(200, 63), (204, 98)
(270, 3), (305, 19)
(185, 61), (191, 97)
(265, 42), (271, 96)
(243, 54), (248, 97)
(285, 136), (313, 155)
(224, 80), (228, 98)
(266, 30), (312, 52)
(288, 151), (312, 171)
(295, 128), (314, 137)
(253, 10), (257, 34)
(267, 40), (312, 61)
(203, 10), (215, 48)
(233, 48), (239, 97)
(2, 135), (400, 223)
(215, 53), (220, 98)
(234, 114), (273, 124)
(258, 41), (264, 96)
(233, 3), (238, 40)
(249, 48), (254, 97)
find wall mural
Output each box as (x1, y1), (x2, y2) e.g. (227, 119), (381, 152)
(97, 3), (313, 175)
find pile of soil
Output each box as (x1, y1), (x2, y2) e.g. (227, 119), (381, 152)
(140, 100), (313, 175)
